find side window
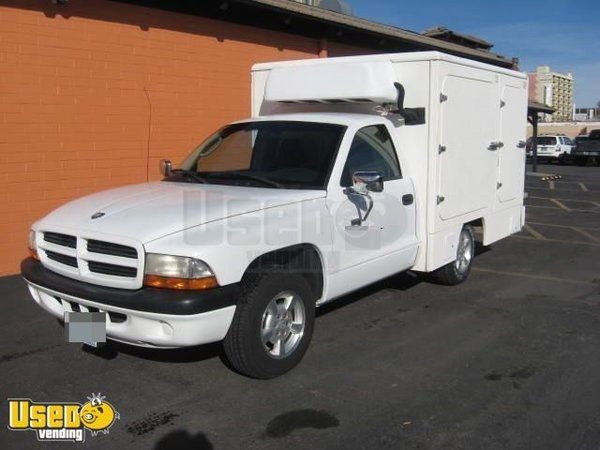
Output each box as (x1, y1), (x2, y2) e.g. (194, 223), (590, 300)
(340, 125), (401, 187)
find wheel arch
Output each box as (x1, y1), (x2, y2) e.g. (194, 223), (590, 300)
(466, 217), (483, 242)
(243, 244), (325, 303)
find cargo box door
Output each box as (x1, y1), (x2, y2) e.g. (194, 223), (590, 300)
(497, 79), (528, 204)
(438, 71), (498, 221)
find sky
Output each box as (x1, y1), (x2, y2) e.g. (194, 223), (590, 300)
(350, 0), (599, 107)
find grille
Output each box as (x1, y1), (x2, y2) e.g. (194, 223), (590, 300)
(39, 229), (142, 287)
(87, 239), (137, 259)
(88, 261), (137, 278)
(46, 250), (78, 268)
(44, 232), (76, 248)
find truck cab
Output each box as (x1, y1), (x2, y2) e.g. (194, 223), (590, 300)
(22, 52), (527, 378)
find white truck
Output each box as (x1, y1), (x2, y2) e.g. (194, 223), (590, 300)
(22, 52), (527, 378)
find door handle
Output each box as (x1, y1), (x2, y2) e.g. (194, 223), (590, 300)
(517, 140), (526, 148)
(488, 141), (504, 151)
(402, 194), (414, 205)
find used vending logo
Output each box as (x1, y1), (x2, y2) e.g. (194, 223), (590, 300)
(7, 393), (119, 443)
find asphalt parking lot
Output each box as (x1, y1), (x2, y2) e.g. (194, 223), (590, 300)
(1, 164), (599, 450)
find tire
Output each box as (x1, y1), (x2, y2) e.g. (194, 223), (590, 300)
(576, 156), (588, 166)
(223, 267), (315, 379)
(430, 225), (475, 286)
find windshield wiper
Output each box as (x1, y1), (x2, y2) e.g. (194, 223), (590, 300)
(170, 169), (206, 184)
(208, 171), (284, 188)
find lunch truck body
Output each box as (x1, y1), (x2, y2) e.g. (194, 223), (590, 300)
(22, 52), (528, 378)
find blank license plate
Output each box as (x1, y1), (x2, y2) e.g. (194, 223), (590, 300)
(64, 311), (106, 347)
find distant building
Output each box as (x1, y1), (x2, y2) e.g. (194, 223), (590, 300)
(422, 26), (493, 51)
(573, 107), (598, 122)
(528, 66), (573, 122)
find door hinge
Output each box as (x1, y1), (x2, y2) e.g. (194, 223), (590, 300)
(438, 145), (447, 154)
(500, 100), (506, 108)
(440, 93), (448, 103)
(497, 182), (503, 189)
(437, 195), (445, 205)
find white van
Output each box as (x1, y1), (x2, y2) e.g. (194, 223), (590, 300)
(23, 52), (528, 378)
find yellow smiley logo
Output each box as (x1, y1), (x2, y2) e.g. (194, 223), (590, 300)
(79, 394), (119, 435)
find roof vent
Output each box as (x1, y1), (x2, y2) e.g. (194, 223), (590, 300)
(294, 0), (354, 15)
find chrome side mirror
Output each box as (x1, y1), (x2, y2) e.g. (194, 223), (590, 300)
(344, 171), (383, 227)
(351, 171), (384, 194)
(160, 159), (173, 177)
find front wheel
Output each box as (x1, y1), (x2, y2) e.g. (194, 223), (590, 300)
(223, 268), (315, 379)
(430, 225), (475, 285)
(575, 156), (588, 166)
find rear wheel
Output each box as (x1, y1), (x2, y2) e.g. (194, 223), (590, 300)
(223, 268), (315, 379)
(430, 225), (475, 285)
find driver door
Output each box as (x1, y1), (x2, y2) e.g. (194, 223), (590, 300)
(327, 124), (418, 289)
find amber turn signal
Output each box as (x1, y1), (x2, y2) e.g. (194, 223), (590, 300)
(143, 275), (218, 290)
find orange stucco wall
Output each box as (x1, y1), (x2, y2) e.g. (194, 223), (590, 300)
(0, 1), (372, 275)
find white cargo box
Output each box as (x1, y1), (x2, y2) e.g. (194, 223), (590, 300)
(252, 52), (528, 272)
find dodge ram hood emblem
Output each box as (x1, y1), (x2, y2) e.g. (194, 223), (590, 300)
(91, 212), (105, 220)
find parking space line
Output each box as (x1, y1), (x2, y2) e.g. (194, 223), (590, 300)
(529, 195), (599, 205)
(512, 234), (600, 247)
(524, 221), (600, 244)
(525, 186), (600, 194)
(572, 228), (600, 245)
(524, 224), (545, 240)
(525, 204), (600, 213)
(548, 180), (555, 190)
(527, 221), (600, 232)
(549, 198), (571, 211)
(546, 180), (600, 186)
(579, 182), (589, 192)
(473, 267), (596, 286)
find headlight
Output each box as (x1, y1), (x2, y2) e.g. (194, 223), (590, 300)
(144, 254), (218, 290)
(28, 230), (39, 260)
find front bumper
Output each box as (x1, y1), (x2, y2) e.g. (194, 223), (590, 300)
(21, 258), (239, 348)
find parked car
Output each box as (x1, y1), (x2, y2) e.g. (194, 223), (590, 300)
(526, 135), (573, 164)
(21, 52), (528, 378)
(572, 131), (600, 166)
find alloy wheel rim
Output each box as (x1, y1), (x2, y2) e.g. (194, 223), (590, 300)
(454, 230), (473, 274)
(261, 291), (305, 359)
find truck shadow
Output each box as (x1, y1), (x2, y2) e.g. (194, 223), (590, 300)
(153, 430), (214, 450)
(83, 340), (222, 363)
(318, 242), (490, 317)
(316, 270), (423, 317)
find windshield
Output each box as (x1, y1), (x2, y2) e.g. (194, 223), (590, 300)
(537, 137), (557, 146)
(166, 121), (346, 189)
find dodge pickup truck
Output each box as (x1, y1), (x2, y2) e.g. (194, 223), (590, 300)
(22, 52), (528, 378)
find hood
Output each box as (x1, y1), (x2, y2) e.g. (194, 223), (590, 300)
(38, 182), (324, 243)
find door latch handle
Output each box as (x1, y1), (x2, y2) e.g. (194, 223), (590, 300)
(488, 141), (504, 151)
(517, 140), (526, 148)
(402, 194), (414, 205)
